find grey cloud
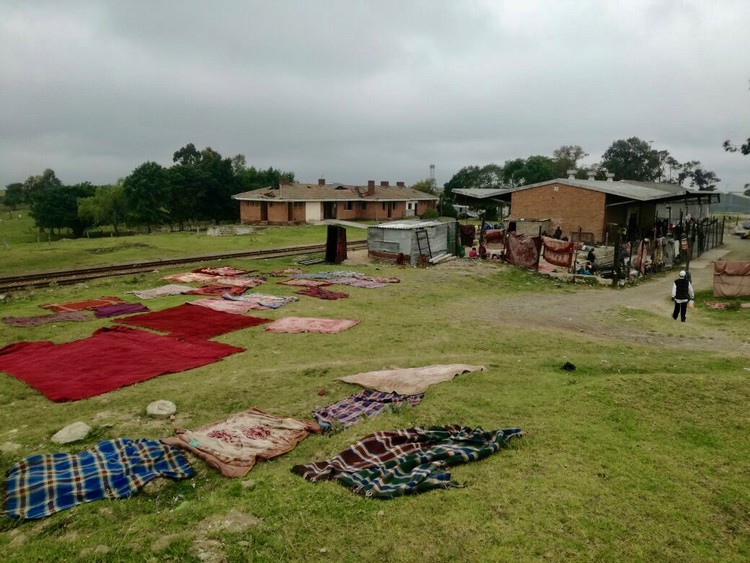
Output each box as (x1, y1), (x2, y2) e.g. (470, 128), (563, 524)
(1, 0), (749, 190)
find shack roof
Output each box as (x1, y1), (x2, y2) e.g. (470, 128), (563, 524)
(503, 178), (719, 203)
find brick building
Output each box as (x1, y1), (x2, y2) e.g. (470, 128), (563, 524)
(498, 177), (720, 243)
(232, 179), (439, 225)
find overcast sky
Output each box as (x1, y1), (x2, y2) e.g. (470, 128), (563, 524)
(2, 0), (749, 192)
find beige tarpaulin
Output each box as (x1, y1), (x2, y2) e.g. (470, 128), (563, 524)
(713, 261), (750, 297)
(337, 364), (485, 395)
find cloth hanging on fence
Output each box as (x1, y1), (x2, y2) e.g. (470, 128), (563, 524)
(459, 225), (476, 246)
(4, 438), (193, 519)
(291, 425), (523, 499)
(713, 261), (750, 297)
(504, 232), (540, 270)
(162, 407), (320, 478)
(541, 236), (578, 268)
(3, 310), (91, 327)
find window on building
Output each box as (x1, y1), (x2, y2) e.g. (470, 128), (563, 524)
(345, 201), (353, 210)
(360, 202), (367, 210)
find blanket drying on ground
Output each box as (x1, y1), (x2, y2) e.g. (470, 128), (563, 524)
(2, 310), (91, 327)
(291, 425), (523, 499)
(126, 284), (194, 299)
(117, 303), (270, 338)
(337, 364), (485, 395)
(223, 293), (299, 309)
(163, 407), (320, 478)
(0, 326), (244, 401)
(192, 266), (251, 277)
(185, 285), (246, 296)
(189, 298), (259, 315)
(40, 296), (125, 313)
(4, 438), (193, 519)
(296, 287), (349, 300)
(313, 389), (423, 431)
(92, 303), (150, 318)
(276, 278), (332, 288)
(264, 317), (359, 334)
(330, 277), (386, 288)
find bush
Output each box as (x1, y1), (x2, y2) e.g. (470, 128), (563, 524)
(420, 208), (439, 220)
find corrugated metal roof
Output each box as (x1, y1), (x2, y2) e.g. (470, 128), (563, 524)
(507, 178), (688, 201)
(452, 188), (510, 199)
(369, 220), (444, 230)
(233, 184), (439, 202)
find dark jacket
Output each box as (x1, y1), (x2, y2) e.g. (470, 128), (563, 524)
(674, 278), (691, 300)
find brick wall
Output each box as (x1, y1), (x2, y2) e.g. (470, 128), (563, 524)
(511, 184), (606, 241)
(239, 201), (260, 223)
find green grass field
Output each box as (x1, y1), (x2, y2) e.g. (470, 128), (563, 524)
(0, 224), (748, 562)
(0, 211), (358, 275)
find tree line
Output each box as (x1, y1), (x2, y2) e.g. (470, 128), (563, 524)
(2, 143), (295, 237)
(441, 137), (722, 201)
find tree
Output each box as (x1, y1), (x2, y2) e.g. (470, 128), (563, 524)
(3, 183), (24, 209)
(443, 164), (503, 197)
(601, 137), (661, 181)
(501, 156), (557, 186)
(689, 168), (720, 191)
(78, 184), (128, 235)
(30, 182), (95, 237)
(123, 162), (169, 232)
(723, 138), (750, 155)
(411, 178), (436, 194)
(22, 168), (62, 204)
(552, 145), (588, 178)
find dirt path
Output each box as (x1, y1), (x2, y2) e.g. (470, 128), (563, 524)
(480, 234), (750, 354)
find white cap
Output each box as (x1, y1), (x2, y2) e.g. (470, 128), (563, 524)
(679, 270), (686, 278)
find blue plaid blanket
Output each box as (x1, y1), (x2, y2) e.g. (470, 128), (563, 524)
(4, 438), (194, 519)
(293, 425), (522, 499)
(313, 389), (423, 431)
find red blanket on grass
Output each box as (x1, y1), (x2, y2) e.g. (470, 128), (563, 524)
(0, 326), (244, 402)
(40, 296), (125, 312)
(116, 303), (271, 338)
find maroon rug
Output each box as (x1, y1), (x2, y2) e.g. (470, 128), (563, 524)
(116, 303), (271, 339)
(0, 326), (244, 402)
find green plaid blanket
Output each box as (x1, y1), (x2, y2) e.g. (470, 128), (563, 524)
(4, 438), (193, 519)
(292, 425), (522, 498)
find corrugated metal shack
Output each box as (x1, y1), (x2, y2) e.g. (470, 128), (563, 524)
(367, 219), (457, 265)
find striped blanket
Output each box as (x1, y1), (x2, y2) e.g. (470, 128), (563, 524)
(292, 425), (522, 499)
(313, 389), (423, 431)
(4, 439), (193, 519)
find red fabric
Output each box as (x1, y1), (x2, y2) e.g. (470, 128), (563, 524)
(541, 236), (578, 268)
(0, 326), (244, 402)
(185, 285), (246, 296)
(117, 304), (271, 338)
(504, 233), (540, 269)
(296, 287), (349, 300)
(40, 296), (125, 312)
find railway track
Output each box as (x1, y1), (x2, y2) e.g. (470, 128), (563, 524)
(0, 240), (368, 293)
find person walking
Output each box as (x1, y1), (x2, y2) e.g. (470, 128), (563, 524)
(671, 270), (694, 322)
